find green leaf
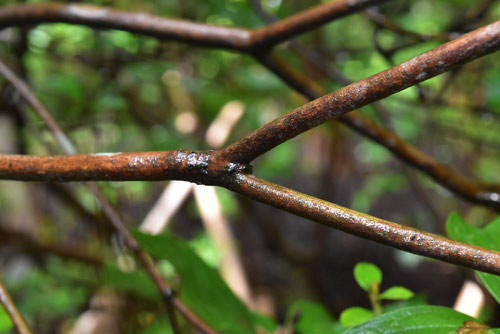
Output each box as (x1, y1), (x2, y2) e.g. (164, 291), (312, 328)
(134, 231), (255, 333)
(380, 286), (414, 300)
(340, 307), (375, 327)
(287, 301), (341, 334)
(344, 306), (474, 334)
(102, 265), (159, 301)
(382, 294), (427, 314)
(252, 313), (277, 333)
(353, 263), (382, 291)
(0, 306), (13, 332)
(446, 213), (500, 303)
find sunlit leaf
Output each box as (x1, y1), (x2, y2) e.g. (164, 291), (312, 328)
(340, 307), (375, 327)
(380, 286), (414, 300)
(353, 263), (382, 291)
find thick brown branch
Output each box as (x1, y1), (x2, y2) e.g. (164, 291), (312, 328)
(0, 0), (385, 51)
(0, 150), (222, 183)
(0, 3), (251, 51)
(253, 54), (500, 208)
(219, 22), (500, 163)
(0, 281), (32, 334)
(226, 174), (500, 275)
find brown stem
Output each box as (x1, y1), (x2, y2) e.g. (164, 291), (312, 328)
(225, 174), (500, 275)
(0, 281), (32, 334)
(0, 150), (225, 183)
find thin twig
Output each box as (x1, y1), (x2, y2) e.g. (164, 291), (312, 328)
(0, 281), (32, 334)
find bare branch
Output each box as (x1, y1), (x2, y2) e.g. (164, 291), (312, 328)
(0, 150), (220, 182)
(252, 54), (500, 208)
(226, 173), (500, 275)
(0, 281), (32, 334)
(220, 22), (500, 165)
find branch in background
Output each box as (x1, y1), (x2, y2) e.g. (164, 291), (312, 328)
(364, 8), (452, 42)
(226, 174), (500, 275)
(0, 60), (214, 334)
(0, 224), (102, 266)
(0, 281), (32, 334)
(0, 0), (387, 51)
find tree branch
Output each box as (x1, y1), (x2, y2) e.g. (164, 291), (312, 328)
(220, 21), (500, 164)
(226, 174), (500, 275)
(0, 150), (223, 183)
(251, 53), (500, 208)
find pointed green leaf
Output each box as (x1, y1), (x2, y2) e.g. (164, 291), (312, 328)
(344, 306), (474, 334)
(380, 286), (414, 300)
(354, 263), (382, 291)
(446, 213), (500, 304)
(102, 265), (159, 301)
(134, 231), (254, 333)
(340, 307), (375, 327)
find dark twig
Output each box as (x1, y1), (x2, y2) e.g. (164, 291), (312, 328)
(0, 281), (32, 334)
